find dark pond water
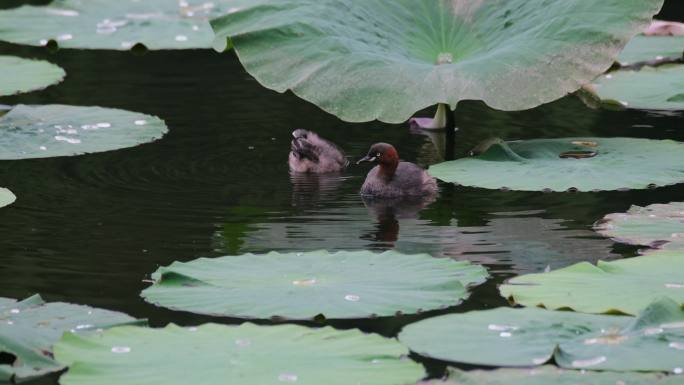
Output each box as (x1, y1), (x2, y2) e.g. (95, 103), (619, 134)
(1, 3), (683, 383)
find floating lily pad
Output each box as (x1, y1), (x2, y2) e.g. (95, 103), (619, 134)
(0, 104), (167, 159)
(0, 0), (234, 50)
(428, 137), (684, 192)
(0, 188), (15, 208)
(211, 0), (661, 123)
(0, 56), (65, 96)
(0, 294), (142, 382)
(618, 35), (684, 66)
(499, 251), (684, 315)
(591, 65), (684, 111)
(423, 366), (683, 385)
(141, 250), (488, 320)
(594, 202), (684, 251)
(399, 297), (684, 372)
(54, 323), (425, 385)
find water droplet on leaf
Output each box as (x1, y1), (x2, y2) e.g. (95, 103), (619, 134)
(344, 294), (360, 302)
(278, 373), (297, 382)
(572, 356), (607, 367)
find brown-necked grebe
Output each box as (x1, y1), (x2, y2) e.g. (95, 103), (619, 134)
(357, 143), (437, 198)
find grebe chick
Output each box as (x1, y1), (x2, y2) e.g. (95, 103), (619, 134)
(288, 129), (347, 173)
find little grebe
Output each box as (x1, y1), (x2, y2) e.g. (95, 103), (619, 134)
(357, 143), (437, 198)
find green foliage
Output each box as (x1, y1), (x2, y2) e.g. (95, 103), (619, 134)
(400, 298), (684, 371)
(0, 0), (236, 50)
(142, 250), (487, 320)
(0, 105), (167, 160)
(423, 366), (683, 385)
(0, 294), (142, 382)
(618, 35), (684, 66)
(591, 65), (684, 111)
(499, 251), (684, 315)
(0, 56), (64, 96)
(594, 202), (684, 251)
(211, 0), (662, 122)
(428, 138), (684, 192)
(0, 188), (15, 209)
(55, 323), (425, 385)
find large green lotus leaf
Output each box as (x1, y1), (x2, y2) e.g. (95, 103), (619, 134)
(591, 65), (684, 111)
(499, 251), (684, 315)
(141, 250), (488, 320)
(399, 298), (684, 372)
(428, 138), (684, 192)
(0, 294), (142, 382)
(54, 323), (425, 385)
(0, 0), (236, 50)
(594, 202), (684, 251)
(211, 0), (662, 123)
(0, 104), (167, 160)
(618, 35), (684, 66)
(0, 56), (64, 96)
(0, 188), (15, 208)
(423, 366), (683, 385)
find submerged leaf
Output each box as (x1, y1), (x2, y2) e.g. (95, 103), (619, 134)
(594, 202), (684, 252)
(0, 188), (15, 209)
(499, 251), (684, 315)
(428, 137), (684, 192)
(141, 250), (487, 320)
(0, 56), (64, 96)
(0, 105), (167, 160)
(0, 0), (236, 50)
(592, 65), (684, 111)
(423, 366), (683, 385)
(0, 295), (142, 382)
(211, 0), (661, 123)
(54, 323), (425, 385)
(399, 297), (684, 372)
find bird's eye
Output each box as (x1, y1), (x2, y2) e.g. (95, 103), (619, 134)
(376, 152), (381, 157)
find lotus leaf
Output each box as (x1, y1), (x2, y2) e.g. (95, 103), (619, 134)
(0, 294), (142, 382)
(0, 56), (65, 96)
(0, 104), (167, 160)
(54, 323), (425, 385)
(428, 137), (684, 192)
(591, 65), (684, 111)
(0, 0), (235, 50)
(594, 202), (684, 251)
(499, 251), (684, 315)
(618, 35), (684, 66)
(141, 250), (487, 320)
(0, 188), (15, 208)
(399, 297), (684, 372)
(211, 0), (661, 123)
(422, 366), (683, 385)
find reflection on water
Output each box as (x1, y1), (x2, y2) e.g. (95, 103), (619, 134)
(214, 189), (618, 274)
(362, 195), (436, 242)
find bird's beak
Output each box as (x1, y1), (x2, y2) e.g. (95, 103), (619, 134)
(356, 155), (376, 165)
